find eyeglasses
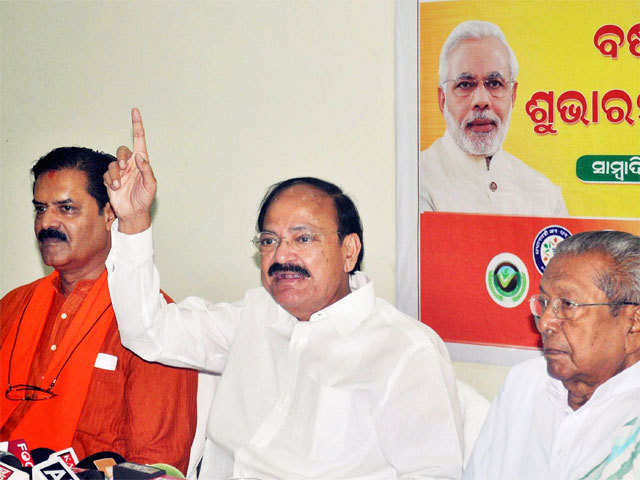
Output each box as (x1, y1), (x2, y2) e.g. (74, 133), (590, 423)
(5, 384), (57, 401)
(252, 229), (340, 254)
(441, 76), (514, 98)
(529, 294), (639, 327)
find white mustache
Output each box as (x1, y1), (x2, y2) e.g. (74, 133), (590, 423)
(462, 110), (501, 129)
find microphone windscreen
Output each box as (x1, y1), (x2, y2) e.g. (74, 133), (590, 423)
(77, 452), (126, 470)
(0, 461), (29, 480)
(31, 447), (55, 465)
(0, 455), (32, 477)
(0, 453), (23, 469)
(76, 469), (106, 480)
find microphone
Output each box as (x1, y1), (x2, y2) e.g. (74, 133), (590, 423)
(0, 453), (23, 470)
(0, 453), (31, 478)
(76, 452), (125, 471)
(7, 440), (34, 468)
(0, 459), (29, 480)
(75, 470), (105, 480)
(112, 462), (164, 480)
(32, 456), (80, 480)
(30, 448), (55, 466)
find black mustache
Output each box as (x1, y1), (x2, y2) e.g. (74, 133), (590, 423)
(268, 263), (310, 277)
(38, 228), (67, 242)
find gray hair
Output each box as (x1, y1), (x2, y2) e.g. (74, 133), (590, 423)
(553, 231), (640, 313)
(438, 20), (519, 85)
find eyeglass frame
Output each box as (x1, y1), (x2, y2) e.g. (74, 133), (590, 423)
(5, 383), (57, 401)
(529, 293), (640, 326)
(440, 74), (515, 99)
(251, 228), (342, 254)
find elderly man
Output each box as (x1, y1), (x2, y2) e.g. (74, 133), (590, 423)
(104, 109), (464, 479)
(419, 20), (567, 216)
(0, 147), (197, 472)
(464, 230), (640, 479)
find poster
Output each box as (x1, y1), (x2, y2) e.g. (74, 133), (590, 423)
(399, 0), (640, 363)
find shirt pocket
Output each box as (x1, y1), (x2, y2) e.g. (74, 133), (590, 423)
(74, 355), (125, 437)
(304, 386), (373, 464)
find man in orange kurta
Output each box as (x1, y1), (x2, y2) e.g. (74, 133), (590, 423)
(0, 147), (197, 474)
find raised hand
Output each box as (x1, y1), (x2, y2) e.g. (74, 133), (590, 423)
(104, 108), (157, 234)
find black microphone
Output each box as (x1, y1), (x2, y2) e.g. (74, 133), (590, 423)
(75, 469), (105, 480)
(0, 453), (23, 470)
(76, 451), (126, 471)
(30, 448), (55, 466)
(0, 452), (31, 479)
(112, 462), (164, 480)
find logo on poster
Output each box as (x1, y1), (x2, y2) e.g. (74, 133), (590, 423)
(532, 225), (572, 274)
(486, 253), (529, 308)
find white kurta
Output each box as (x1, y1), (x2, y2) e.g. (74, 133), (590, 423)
(419, 133), (568, 216)
(106, 224), (464, 480)
(464, 357), (640, 480)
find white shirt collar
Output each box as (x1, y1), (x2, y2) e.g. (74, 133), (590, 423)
(591, 359), (640, 400)
(546, 357), (640, 409)
(312, 271), (375, 336)
(266, 271), (375, 336)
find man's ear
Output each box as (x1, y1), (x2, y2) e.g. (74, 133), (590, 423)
(341, 233), (362, 273)
(103, 202), (116, 231)
(624, 305), (640, 354)
(511, 81), (518, 105)
(438, 87), (445, 113)
(628, 306), (640, 332)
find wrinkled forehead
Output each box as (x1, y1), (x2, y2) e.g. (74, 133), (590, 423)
(541, 251), (613, 292)
(447, 37), (511, 79)
(263, 184), (338, 230)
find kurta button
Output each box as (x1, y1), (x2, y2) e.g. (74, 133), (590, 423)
(61, 313), (68, 319)
(51, 344), (57, 351)
(489, 181), (498, 192)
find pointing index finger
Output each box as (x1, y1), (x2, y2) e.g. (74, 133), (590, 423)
(131, 108), (149, 160)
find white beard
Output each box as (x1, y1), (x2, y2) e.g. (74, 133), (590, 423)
(444, 101), (512, 156)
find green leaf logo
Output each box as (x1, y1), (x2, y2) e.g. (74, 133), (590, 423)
(496, 266), (517, 289)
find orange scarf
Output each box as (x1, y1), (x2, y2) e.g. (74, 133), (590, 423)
(0, 270), (113, 450)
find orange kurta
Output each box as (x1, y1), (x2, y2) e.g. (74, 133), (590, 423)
(0, 270), (197, 474)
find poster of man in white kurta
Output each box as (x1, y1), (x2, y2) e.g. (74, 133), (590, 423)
(419, 20), (568, 216)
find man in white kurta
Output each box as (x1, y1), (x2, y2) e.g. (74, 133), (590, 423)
(420, 20), (568, 216)
(103, 109), (464, 480)
(464, 357), (640, 479)
(419, 132), (567, 215)
(106, 232), (463, 479)
(464, 231), (640, 479)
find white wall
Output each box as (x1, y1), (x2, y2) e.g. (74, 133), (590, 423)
(0, 1), (507, 398)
